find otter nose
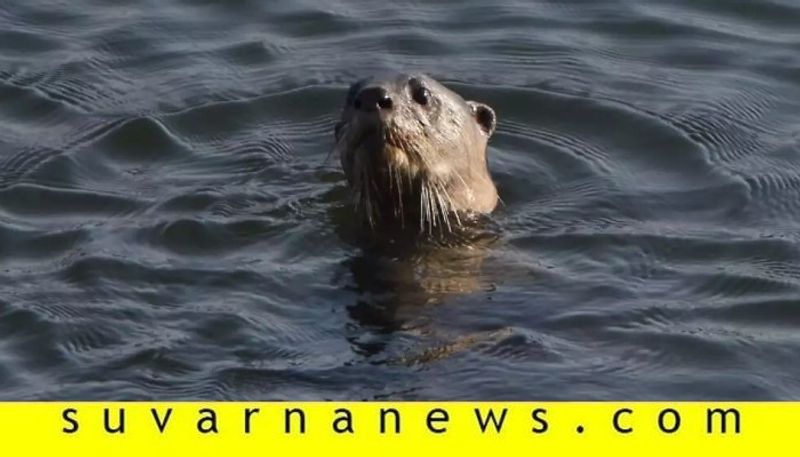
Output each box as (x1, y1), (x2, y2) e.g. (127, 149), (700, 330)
(354, 87), (393, 112)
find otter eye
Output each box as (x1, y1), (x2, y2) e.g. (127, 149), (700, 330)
(413, 87), (430, 106)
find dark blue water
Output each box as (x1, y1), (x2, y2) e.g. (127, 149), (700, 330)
(1, 0), (800, 400)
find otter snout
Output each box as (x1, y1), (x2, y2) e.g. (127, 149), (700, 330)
(353, 86), (393, 112)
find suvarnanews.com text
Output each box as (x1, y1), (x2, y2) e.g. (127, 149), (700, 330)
(59, 405), (742, 436)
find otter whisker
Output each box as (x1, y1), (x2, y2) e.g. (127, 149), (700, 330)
(432, 183), (453, 234)
(424, 183), (437, 236)
(392, 164), (406, 228)
(358, 166), (377, 230)
(431, 184), (444, 233)
(450, 167), (471, 196)
(429, 185), (442, 235)
(418, 183), (427, 234)
(426, 184), (435, 229)
(424, 183), (433, 235)
(429, 184), (440, 235)
(437, 182), (462, 228)
(368, 172), (383, 229)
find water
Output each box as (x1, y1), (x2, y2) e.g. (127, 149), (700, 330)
(1, 0), (800, 400)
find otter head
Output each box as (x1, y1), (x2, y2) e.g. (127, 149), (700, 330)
(333, 73), (498, 235)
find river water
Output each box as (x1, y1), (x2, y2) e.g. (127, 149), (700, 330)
(1, 0), (800, 400)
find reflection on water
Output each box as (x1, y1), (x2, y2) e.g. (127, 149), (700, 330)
(341, 222), (502, 357)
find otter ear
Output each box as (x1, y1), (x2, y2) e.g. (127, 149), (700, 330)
(468, 101), (496, 137)
(334, 121), (343, 140)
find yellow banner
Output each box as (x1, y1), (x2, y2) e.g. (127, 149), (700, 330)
(0, 402), (793, 455)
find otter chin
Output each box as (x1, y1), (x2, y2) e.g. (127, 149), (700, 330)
(332, 73), (498, 236)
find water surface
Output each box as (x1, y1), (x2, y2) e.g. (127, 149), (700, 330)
(2, 0), (800, 400)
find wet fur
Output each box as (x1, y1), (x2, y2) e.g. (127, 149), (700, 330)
(333, 73), (498, 237)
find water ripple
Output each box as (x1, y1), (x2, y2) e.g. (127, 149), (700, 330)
(2, 0), (800, 400)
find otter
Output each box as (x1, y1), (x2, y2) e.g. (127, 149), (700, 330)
(332, 73), (498, 236)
